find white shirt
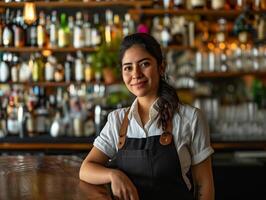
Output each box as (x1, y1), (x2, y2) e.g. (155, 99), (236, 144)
(94, 98), (214, 189)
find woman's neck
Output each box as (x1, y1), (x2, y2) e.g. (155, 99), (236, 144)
(137, 96), (158, 126)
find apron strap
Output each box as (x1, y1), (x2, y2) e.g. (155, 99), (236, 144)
(118, 108), (173, 149)
(118, 108), (130, 149)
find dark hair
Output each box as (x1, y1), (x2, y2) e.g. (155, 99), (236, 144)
(119, 33), (180, 131)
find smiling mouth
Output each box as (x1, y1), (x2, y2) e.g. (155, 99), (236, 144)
(131, 80), (148, 87)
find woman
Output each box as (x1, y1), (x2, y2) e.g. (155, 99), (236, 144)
(79, 33), (215, 200)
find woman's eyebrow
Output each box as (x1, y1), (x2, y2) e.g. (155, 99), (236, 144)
(122, 58), (151, 66)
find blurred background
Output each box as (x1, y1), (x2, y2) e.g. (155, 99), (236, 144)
(0, 0), (266, 199)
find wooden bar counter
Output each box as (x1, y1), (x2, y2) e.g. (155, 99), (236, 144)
(0, 155), (112, 200)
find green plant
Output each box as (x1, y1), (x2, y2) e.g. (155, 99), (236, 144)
(91, 39), (120, 72)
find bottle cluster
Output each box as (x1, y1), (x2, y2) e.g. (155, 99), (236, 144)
(0, 8), (135, 48)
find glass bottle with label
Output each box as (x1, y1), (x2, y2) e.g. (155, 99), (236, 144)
(75, 51), (84, 82)
(37, 11), (46, 48)
(32, 53), (44, 82)
(73, 12), (84, 48)
(45, 55), (56, 82)
(58, 13), (70, 48)
(211, 0), (225, 10)
(173, 0), (185, 9)
(11, 55), (19, 82)
(13, 10), (25, 47)
(191, 0), (206, 9)
(64, 53), (75, 82)
(0, 14), (3, 46)
(85, 54), (94, 83)
(83, 13), (92, 47)
(91, 13), (102, 47)
(49, 10), (58, 48)
(2, 9), (14, 47)
(6, 95), (19, 136)
(0, 53), (10, 82)
(54, 63), (64, 82)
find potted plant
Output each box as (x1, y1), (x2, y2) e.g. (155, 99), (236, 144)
(91, 39), (120, 84)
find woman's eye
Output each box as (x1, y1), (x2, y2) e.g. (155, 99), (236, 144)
(123, 66), (132, 71)
(140, 62), (150, 68)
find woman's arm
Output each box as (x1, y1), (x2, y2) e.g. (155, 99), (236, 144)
(79, 147), (139, 200)
(79, 146), (111, 184)
(191, 156), (215, 200)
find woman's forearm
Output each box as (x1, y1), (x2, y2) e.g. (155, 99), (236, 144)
(194, 182), (214, 200)
(79, 161), (114, 185)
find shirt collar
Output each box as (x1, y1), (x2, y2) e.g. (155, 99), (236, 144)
(128, 98), (159, 122)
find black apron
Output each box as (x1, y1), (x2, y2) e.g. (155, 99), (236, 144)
(108, 110), (194, 200)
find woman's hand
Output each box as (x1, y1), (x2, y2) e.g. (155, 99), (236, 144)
(109, 169), (139, 200)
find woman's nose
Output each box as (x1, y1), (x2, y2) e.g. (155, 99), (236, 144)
(132, 66), (142, 79)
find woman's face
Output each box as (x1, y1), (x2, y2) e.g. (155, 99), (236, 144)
(121, 44), (161, 99)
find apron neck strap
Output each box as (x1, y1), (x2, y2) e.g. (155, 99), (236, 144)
(117, 108), (173, 149)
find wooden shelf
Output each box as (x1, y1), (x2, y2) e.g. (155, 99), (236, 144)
(0, 81), (112, 87)
(0, 47), (97, 53)
(0, 143), (93, 150)
(129, 8), (266, 17)
(212, 141), (266, 151)
(0, 0), (152, 8)
(195, 71), (266, 79)
(0, 141), (265, 151)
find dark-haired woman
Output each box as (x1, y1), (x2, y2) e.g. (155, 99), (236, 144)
(79, 33), (215, 200)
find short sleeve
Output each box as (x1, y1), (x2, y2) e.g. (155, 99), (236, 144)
(190, 108), (214, 165)
(93, 111), (120, 158)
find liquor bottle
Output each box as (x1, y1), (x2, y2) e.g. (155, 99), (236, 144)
(257, 14), (266, 40)
(161, 15), (171, 47)
(104, 9), (113, 44)
(173, 0), (185, 9)
(261, 0), (266, 9)
(54, 63), (64, 82)
(211, 0), (225, 10)
(91, 13), (102, 47)
(11, 54), (19, 82)
(75, 51), (84, 82)
(13, 10), (25, 47)
(73, 11), (85, 48)
(233, 9), (255, 44)
(85, 54), (94, 82)
(0, 14), (3, 46)
(216, 18), (227, 43)
(37, 11), (46, 48)
(49, 10), (58, 48)
(113, 14), (123, 41)
(83, 13), (92, 47)
(44, 55), (56, 82)
(0, 53), (10, 82)
(191, 0), (206, 9)
(122, 13), (135, 37)
(235, 0), (244, 10)
(35, 98), (49, 135)
(32, 53), (44, 82)
(58, 13), (70, 48)
(2, 9), (14, 47)
(64, 53), (75, 82)
(6, 95), (19, 135)
(151, 17), (163, 44)
(50, 111), (62, 137)
(26, 20), (37, 47)
(0, 98), (7, 137)
(68, 15), (74, 46)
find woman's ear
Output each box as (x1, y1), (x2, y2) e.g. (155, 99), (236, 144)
(159, 64), (165, 76)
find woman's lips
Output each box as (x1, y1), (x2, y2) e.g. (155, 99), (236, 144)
(131, 80), (147, 87)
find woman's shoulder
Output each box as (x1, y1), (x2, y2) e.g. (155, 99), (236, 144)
(108, 107), (130, 122)
(175, 104), (203, 123)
